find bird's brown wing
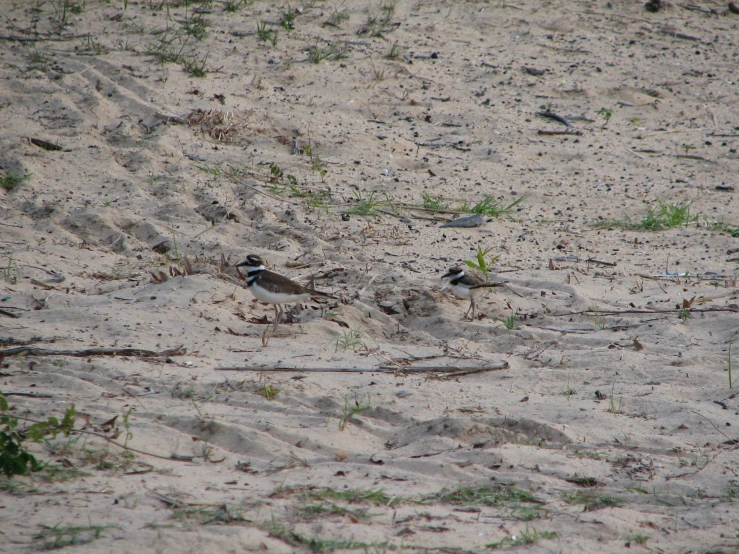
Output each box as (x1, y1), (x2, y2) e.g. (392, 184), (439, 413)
(260, 270), (335, 299)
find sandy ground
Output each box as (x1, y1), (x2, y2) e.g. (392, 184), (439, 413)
(1, 0), (739, 552)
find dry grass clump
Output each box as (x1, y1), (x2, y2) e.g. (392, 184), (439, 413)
(185, 109), (254, 141)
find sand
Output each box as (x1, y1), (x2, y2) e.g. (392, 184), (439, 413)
(1, 0), (738, 552)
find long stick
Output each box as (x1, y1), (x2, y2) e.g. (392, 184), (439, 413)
(214, 362), (508, 373)
(551, 307), (738, 317)
(0, 346), (186, 359)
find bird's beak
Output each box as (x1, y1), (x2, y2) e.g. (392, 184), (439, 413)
(235, 260), (248, 268)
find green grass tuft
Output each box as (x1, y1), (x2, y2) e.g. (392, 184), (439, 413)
(427, 484), (538, 507)
(0, 172), (29, 191)
(459, 195), (525, 217)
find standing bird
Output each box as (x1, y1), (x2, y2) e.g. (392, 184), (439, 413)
(236, 254), (334, 332)
(441, 266), (505, 320)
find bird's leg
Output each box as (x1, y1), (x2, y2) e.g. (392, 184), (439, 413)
(464, 298), (473, 320)
(465, 298), (476, 321)
(272, 304), (282, 332)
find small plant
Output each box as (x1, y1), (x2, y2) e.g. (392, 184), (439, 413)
(307, 41), (346, 63)
(627, 199), (698, 231)
(459, 195), (525, 217)
(462, 245), (499, 279)
(33, 524), (113, 550)
(727, 343), (733, 389)
(711, 219), (739, 235)
(296, 503), (377, 522)
(499, 313), (516, 330)
(628, 117), (642, 127)
(517, 526), (540, 545)
(338, 394), (371, 431)
(360, 2), (396, 37)
(311, 155), (328, 182)
(386, 42), (407, 60)
(0, 172), (28, 191)
(487, 536), (515, 549)
(681, 143), (696, 157)
(428, 484), (537, 507)
(1, 392), (76, 478)
(223, 0), (247, 12)
(121, 407), (134, 448)
(678, 306), (691, 323)
(2, 254), (21, 284)
(257, 383), (280, 400)
(335, 328), (362, 351)
(280, 5), (299, 30)
(181, 53), (209, 77)
(608, 383), (622, 415)
(325, 2), (349, 27)
(256, 21), (278, 46)
(1, 393), (41, 478)
(597, 107), (613, 130)
(195, 164), (225, 177)
(422, 192), (448, 212)
(345, 190), (383, 217)
(369, 57), (386, 81)
(562, 376), (574, 401)
(590, 303), (606, 330)
(627, 534), (650, 545)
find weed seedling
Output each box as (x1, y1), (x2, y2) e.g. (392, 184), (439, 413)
(1, 394), (76, 478)
(678, 306), (691, 323)
(597, 107), (613, 130)
(459, 195), (525, 217)
(0, 172), (28, 191)
(360, 2), (396, 37)
(590, 303), (606, 330)
(335, 329), (362, 351)
(499, 313), (516, 330)
(33, 524), (113, 550)
(603, 199), (700, 231)
(280, 5), (299, 30)
(223, 0), (247, 12)
(345, 190), (383, 217)
(257, 384), (280, 400)
(256, 21), (278, 46)
(427, 484), (537, 507)
(386, 42), (407, 60)
(462, 245), (499, 279)
(562, 376), (574, 402)
(2, 254), (21, 284)
(307, 41), (346, 63)
(311, 156), (328, 182)
(422, 192), (448, 212)
(325, 3), (350, 27)
(627, 534), (650, 545)
(562, 491), (625, 511)
(608, 383), (622, 415)
(181, 53), (209, 77)
(338, 394), (371, 431)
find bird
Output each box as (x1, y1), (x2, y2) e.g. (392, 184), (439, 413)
(236, 254), (334, 331)
(441, 266), (505, 320)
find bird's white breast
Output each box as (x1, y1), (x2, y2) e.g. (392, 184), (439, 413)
(249, 281), (311, 305)
(449, 283), (473, 299)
